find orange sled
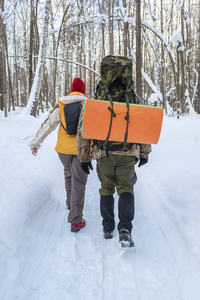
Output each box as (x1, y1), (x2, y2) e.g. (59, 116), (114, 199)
(82, 99), (164, 144)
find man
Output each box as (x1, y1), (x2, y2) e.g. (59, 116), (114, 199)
(29, 78), (89, 232)
(77, 56), (151, 247)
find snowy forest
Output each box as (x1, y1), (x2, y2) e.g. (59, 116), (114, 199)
(1, 1), (200, 299)
(0, 0), (200, 117)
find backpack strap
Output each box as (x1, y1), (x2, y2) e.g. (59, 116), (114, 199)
(122, 87), (130, 150)
(60, 120), (68, 133)
(102, 86), (130, 151)
(102, 87), (116, 149)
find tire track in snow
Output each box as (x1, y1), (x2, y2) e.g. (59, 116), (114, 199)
(135, 199), (185, 300)
(14, 195), (64, 299)
(101, 228), (139, 300)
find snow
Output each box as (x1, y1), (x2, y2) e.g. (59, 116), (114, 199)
(142, 69), (163, 103)
(170, 31), (183, 45)
(93, 15), (108, 24)
(1, 108), (200, 300)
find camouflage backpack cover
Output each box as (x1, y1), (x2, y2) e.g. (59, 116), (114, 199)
(95, 55), (135, 150)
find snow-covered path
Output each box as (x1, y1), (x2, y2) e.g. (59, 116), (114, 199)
(135, 170), (200, 300)
(0, 110), (200, 300)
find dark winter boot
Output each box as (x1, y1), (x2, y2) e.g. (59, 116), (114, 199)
(100, 195), (115, 238)
(104, 231), (114, 239)
(119, 229), (134, 247)
(118, 192), (134, 233)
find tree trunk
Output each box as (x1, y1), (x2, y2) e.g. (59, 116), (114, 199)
(180, 2), (185, 114)
(52, 5), (69, 105)
(29, 0), (34, 96)
(23, 0), (51, 116)
(0, 0), (7, 116)
(13, 8), (19, 107)
(108, 0), (114, 55)
(123, 0), (128, 57)
(177, 44), (180, 119)
(5, 34), (14, 111)
(197, 0), (200, 113)
(100, 0), (105, 58)
(160, 0), (166, 112)
(186, 0), (192, 104)
(135, 0), (142, 102)
(34, 1), (40, 72)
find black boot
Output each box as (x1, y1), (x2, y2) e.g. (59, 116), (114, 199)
(100, 195), (115, 239)
(118, 192), (134, 233)
(119, 229), (134, 247)
(118, 192), (134, 246)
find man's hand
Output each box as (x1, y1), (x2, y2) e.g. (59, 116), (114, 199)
(31, 148), (37, 156)
(81, 161), (93, 174)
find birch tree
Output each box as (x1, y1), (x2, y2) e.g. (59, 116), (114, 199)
(23, 0), (51, 116)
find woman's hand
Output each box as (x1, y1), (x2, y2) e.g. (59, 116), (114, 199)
(31, 148), (37, 156)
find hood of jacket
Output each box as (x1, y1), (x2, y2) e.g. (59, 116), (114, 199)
(59, 92), (88, 105)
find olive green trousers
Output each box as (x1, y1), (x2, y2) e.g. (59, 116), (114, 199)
(97, 154), (137, 196)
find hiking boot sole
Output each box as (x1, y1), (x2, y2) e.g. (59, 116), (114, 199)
(120, 238), (135, 247)
(71, 225), (85, 232)
(104, 232), (113, 239)
(71, 223), (85, 232)
(119, 231), (135, 247)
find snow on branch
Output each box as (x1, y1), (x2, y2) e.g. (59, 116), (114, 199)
(45, 56), (100, 77)
(169, 31), (184, 51)
(141, 20), (176, 69)
(142, 68), (163, 103)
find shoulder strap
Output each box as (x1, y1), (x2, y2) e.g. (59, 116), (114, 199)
(60, 120), (68, 133)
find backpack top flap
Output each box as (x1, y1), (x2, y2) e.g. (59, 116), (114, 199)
(100, 55), (133, 90)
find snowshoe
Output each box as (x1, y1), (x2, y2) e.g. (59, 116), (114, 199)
(119, 229), (134, 247)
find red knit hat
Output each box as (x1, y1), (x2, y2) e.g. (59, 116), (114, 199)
(70, 78), (86, 94)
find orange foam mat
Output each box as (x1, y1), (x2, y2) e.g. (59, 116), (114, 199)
(82, 99), (164, 144)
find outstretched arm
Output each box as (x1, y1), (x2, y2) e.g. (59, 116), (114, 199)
(29, 104), (60, 153)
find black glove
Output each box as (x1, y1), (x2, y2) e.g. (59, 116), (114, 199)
(138, 157), (148, 167)
(81, 161), (93, 174)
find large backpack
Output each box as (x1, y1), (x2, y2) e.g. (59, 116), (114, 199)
(95, 55), (136, 150)
(60, 102), (82, 135)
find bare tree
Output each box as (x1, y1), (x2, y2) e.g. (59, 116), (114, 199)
(29, 0), (34, 96)
(180, 1), (186, 114)
(0, 0), (7, 116)
(22, 0), (51, 116)
(100, 0), (105, 57)
(135, 0), (142, 102)
(52, 4), (69, 105)
(123, 0), (128, 57)
(160, 0), (166, 112)
(108, 0), (114, 54)
(197, 0), (200, 113)
(1, 0), (199, 116)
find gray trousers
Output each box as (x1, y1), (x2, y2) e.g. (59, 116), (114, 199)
(58, 153), (88, 224)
